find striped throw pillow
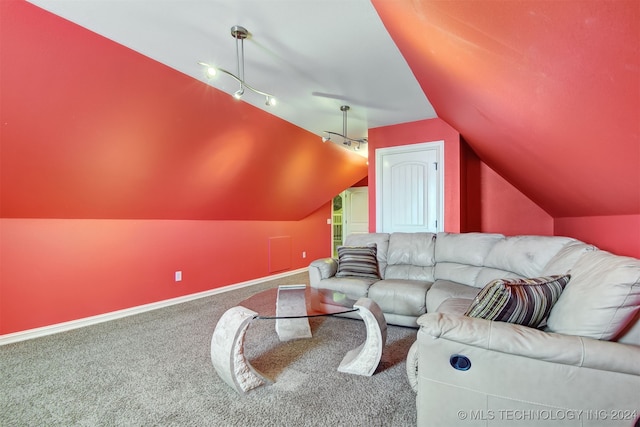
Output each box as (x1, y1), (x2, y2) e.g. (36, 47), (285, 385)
(335, 245), (380, 279)
(464, 275), (571, 328)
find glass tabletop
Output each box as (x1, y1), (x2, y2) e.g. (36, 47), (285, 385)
(239, 285), (358, 319)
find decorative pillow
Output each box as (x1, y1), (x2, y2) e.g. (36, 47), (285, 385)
(335, 245), (380, 279)
(464, 275), (571, 328)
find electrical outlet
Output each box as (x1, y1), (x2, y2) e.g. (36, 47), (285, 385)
(175, 271), (182, 282)
(302, 251), (306, 258)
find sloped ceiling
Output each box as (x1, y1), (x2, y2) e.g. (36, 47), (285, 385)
(372, 0), (639, 218)
(2, 0), (639, 222)
(23, 0), (437, 151)
(0, 1), (368, 220)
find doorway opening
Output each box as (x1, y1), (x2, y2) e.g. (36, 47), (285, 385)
(332, 194), (343, 257)
(332, 187), (369, 257)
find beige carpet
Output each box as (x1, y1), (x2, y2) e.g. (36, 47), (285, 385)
(1, 272), (418, 426)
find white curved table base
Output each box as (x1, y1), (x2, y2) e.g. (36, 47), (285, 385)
(211, 297), (387, 393)
(338, 298), (388, 376)
(275, 285), (312, 341)
(406, 340), (419, 392)
(210, 306), (271, 394)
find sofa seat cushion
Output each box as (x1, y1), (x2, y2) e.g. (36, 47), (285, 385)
(315, 277), (377, 302)
(367, 279), (432, 317)
(435, 298), (473, 316)
(426, 280), (482, 313)
(547, 250), (640, 340)
(464, 275), (571, 328)
(435, 262), (523, 289)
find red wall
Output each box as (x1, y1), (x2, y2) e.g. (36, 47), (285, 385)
(369, 119), (553, 235)
(475, 162), (553, 235)
(368, 118), (464, 232)
(372, 0), (640, 220)
(0, 2), (361, 336)
(367, 118), (553, 236)
(464, 148), (553, 236)
(3, 1), (637, 337)
(367, 118), (638, 258)
(0, 205), (333, 335)
(555, 215), (640, 259)
(0, 1), (366, 221)
(372, 0), (639, 258)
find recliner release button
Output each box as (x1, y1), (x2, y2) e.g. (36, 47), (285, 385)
(450, 354), (471, 371)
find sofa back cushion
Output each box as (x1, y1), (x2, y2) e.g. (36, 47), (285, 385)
(434, 232), (505, 287)
(546, 250), (640, 341)
(434, 233), (583, 289)
(344, 233), (390, 277)
(435, 232), (504, 265)
(542, 241), (598, 275)
(483, 235), (577, 278)
(384, 233), (436, 281)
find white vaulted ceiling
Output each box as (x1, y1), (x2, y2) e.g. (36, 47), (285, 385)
(27, 0), (436, 150)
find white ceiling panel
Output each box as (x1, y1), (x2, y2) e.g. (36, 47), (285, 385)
(27, 0), (437, 153)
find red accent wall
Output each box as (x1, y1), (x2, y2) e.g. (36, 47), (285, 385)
(475, 162), (553, 235)
(0, 2), (361, 335)
(368, 118), (464, 232)
(372, 0), (640, 220)
(372, 0), (639, 258)
(555, 215), (640, 259)
(368, 119), (553, 236)
(3, 1), (638, 336)
(464, 149), (553, 236)
(0, 1), (366, 221)
(366, 117), (638, 258)
(0, 205), (333, 335)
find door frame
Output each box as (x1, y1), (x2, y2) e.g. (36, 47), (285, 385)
(331, 186), (369, 256)
(343, 186), (369, 238)
(375, 141), (444, 233)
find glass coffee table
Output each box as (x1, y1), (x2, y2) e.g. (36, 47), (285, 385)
(210, 284), (387, 394)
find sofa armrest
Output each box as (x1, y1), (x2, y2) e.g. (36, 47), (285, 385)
(417, 312), (640, 376)
(309, 258), (338, 287)
(416, 312), (640, 426)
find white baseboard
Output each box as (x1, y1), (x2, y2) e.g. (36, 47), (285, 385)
(0, 268), (307, 346)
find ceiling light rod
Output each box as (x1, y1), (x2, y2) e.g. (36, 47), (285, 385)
(322, 105), (367, 150)
(199, 25), (276, 106)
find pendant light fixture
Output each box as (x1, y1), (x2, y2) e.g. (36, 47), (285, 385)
(199, 26), (276, 106)
(321, 105), (367, 150)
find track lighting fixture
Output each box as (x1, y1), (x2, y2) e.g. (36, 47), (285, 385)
(199, 25), (276, 106)
(321, 105), (367, 150)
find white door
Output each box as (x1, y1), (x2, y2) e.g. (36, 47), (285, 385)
(376, 142), (443, 233)
(343, 187), (369, 238)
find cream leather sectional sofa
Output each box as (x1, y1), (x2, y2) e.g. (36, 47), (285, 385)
(309, 232), (640, 426)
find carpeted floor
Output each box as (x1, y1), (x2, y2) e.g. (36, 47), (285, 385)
(0, 272), (418, 426)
